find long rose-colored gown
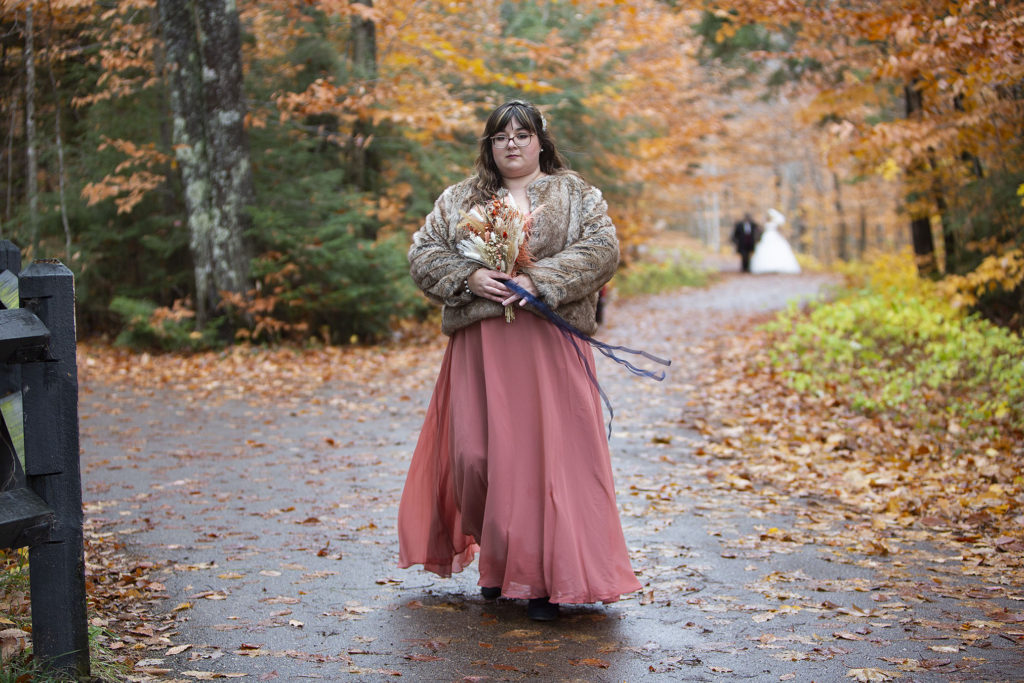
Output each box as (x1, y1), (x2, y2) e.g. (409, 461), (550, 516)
(398, 312), (640, 604)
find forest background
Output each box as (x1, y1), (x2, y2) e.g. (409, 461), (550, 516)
(1, 2), (1023, 676)
(0, 0), (1022, 347)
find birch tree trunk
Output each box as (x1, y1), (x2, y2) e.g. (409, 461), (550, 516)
(25, 5), (39, 254)
(157, 0), (253, 324)
(45, 12), (72, 261)
(53, 88), (70, 262)
(196, 0), (253, 256)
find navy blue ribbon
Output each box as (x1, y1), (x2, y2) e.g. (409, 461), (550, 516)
(503, 280), (671, 438)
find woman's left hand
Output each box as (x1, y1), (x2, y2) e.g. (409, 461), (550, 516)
(501, 273), (538, 308)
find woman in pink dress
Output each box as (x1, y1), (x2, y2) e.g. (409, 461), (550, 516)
(398, 100), (641, 621)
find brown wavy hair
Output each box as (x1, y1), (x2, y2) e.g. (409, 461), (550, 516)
(469, 100), (573, 204)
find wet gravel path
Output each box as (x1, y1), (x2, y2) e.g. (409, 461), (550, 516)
(80, 271), (1023, 681)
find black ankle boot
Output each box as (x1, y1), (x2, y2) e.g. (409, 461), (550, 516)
(480, 586), (501, 600)
(527, 597), (559, 621)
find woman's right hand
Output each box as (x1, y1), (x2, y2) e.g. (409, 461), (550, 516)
(467, 268), (512, 304)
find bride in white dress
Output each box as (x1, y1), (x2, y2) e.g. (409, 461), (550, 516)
(750, 209), (801, 274)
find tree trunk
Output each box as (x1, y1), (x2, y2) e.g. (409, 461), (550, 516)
(858, 204), (868, 258)
(832, 172), (848, 261)
(350, 0), (377, 78)
(806, 149), (828, 262)
(4, 98), (16, 229)
(904, 80), (938, 276)
(710, 190), (720, 253)
(792, 208), (806, 254)
(349, 0), (379, 210)
(773, 164), (783, 210)
(52, 84), (70, 262)
(195, 0), (254, 245)
(45, 6), (72, 262)
(25, 6), (39, 255)
(151, 4), (179, 215)
(910, 215), (935, 272)
(786, 163), (803, 253)
(934, 185), (952, 274)
(157, 0), (253, 325)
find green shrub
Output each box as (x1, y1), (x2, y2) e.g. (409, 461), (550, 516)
(249, 209), (430, 344)
(763, 254), (1024, 434)
(613, 254), (708, 296)
(109, 297), (224, 351)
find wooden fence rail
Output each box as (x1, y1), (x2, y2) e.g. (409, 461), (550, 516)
(0, 239), (88, 678)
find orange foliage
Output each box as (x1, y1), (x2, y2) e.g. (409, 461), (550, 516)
(50, 0), (720, 254)
(713, 0), (1024, 197)
(220, 286), (311, 343)
(71, 0), (160, 107)
(265, 1), (715, 252)
(80, 137), (170, 214)
(942, 248), (1024, 310)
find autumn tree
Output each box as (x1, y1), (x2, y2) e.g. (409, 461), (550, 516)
(689, 8), (890, 263)
(1, 1), (92, 253)
(271, 1), (713, 254)
(2, 0), (750, 343)
(708, 1), (1023, 268)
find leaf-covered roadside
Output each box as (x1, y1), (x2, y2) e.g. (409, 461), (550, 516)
(687, 257), (1024, 587)
(5, 262), (1023, 679)
(77, 324), (444, 410)
(3, 331), (445, 678)
(1, 525), (180, 680)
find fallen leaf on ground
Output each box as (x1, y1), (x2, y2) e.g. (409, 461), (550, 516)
(846, 668), (896, 682)
(569, 657), (610, 668)
(927, 644), (960, 653)
(183, 672), (248, 679)
(405, 653), (443, 662)
(0, 628), (29, 662)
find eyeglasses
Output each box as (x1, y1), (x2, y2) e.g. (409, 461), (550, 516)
(491, 132), (534, 149)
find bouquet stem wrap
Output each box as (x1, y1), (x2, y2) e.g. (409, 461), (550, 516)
(503, 280), (671, 439)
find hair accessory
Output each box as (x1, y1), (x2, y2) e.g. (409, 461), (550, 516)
(508, 99), (548, 132)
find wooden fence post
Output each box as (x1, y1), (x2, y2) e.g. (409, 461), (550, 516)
(20, 260), (89, 678)
(0, 240), (22, 492)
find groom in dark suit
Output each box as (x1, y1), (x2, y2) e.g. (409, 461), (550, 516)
(731, 213), (761, 273)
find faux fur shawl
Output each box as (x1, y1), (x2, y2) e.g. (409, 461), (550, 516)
(408, 172), (620, 336)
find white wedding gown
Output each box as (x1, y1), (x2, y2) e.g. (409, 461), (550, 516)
(750, 210), (801, 274)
